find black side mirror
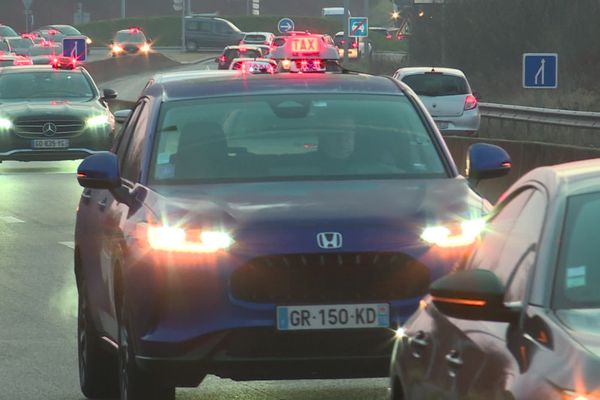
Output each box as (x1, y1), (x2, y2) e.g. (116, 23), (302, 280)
(430, 269), (519, 323)
(102, 88), (118, 100)
(114, 109), (132, 124)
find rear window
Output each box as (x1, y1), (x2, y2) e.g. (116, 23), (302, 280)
(244, 34), (267, 43)
(273, 38), (286, 47)
(0, 26), (18, 37)
(7, 39), (33, 48)
(115, 31), (146, 43)
(401, 73), (470, 96)
(224, 49), (261, 60)
(149, 93), (446, 184)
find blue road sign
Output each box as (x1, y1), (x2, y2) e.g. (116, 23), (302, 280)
(523, 53), (558, 89)
(62, 37), (87, 61)
(349, 17), (368, 38)
(278, 18), (295, 34)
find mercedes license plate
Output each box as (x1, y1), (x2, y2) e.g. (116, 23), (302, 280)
(32, 139), (69, 149)
(277, 303), (389, 331)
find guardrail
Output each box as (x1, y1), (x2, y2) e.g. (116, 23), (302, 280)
(479, 103), (600, 130)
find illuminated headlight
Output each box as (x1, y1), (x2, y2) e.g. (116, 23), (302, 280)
(86, 37), (92, 45)
(146, 225), (233, 253)
(420, 218), (485, 248)
(0, 117), (13, 130)
(112, 45), (123, 53)
(562, 390), (600, 400)
(140, 43), (151, 52)
(86, 115), (110, 128)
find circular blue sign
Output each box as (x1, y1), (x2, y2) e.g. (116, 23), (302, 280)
(278, 18), (295, 34)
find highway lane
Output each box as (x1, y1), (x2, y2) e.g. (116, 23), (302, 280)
(0, 59), (390, 399)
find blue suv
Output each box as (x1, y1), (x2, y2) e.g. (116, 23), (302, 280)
(74, 71), (511, 400)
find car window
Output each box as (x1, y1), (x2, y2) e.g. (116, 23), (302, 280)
(115, 31), (146, 43)
(401, 73), (470, 96)
(0, 26), (18, 37)
(7, 39), (33, 48)
(554, 192), (600, 309)
(187, 20), (212, 32)
(216, 21), (235, 34)
(55, 26), (81, 35)
(0, 41), (9, 52)
(115, 102), (144, 162)
(0, 71), (94, 101)
(121, 101), (150, 183)
(244, 34), (267, 42)
(149, 93), (446, 184)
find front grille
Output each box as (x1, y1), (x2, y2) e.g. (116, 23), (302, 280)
(230, 252), (430, 304)
(14, 117), (85, 138)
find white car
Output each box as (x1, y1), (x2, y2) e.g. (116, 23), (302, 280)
(240, 32), (275, 46)
(393, 67), (481, 136)
(229, 57), (277, 74)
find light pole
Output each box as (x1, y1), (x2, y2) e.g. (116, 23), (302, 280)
(343, 0), (350, 64)
(121, 0), (126, 18)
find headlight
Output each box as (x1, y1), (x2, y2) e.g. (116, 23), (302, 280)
(86, 37), (92, 45)
(140, 43), (151, 52)
(145, 225), (233, 253)
(112, 45), (123, 53)
(562, 391), (600, 400)
(420, 218), (485, 248)
(86, 115), (110, 128)
(0, 117), (13, 130)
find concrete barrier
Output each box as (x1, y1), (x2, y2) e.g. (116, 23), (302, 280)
(83, 52), (181, 84)
(445, 136), (600, 202)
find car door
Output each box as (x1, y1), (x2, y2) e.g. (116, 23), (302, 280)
(95, 100), (147, 337)
(435, 186), (548, 400)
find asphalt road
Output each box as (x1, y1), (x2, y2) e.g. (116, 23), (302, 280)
(0, 57), (390, 399)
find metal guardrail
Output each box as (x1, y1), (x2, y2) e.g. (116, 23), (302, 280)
(479, 102), (600, 129)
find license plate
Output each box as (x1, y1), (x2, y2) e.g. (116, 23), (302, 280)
(435, 121), (449, 129)
(32, 139), (69, 149)
(277, 303), (389, 331)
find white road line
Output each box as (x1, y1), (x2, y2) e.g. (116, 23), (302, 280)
(0, 216), (25, 223)
(59, 241), (75, 249)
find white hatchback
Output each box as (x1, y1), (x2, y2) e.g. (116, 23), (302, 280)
(393, 67), (480, 136)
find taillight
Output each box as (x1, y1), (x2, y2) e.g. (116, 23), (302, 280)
(352, 41), (358, 48)
(464, 94), (478, 110)
(219, 55), (226, 63)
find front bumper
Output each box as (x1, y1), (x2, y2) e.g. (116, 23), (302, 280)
(136, 327), (394, 386)
(0, 130), (113, 161)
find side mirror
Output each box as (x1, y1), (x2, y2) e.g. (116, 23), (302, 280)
(430, 269), (519, 323)
(114, 109), (132, 124)
(102, 88), (118, 100)
(77, 152), (121, 189)
(466, 143), (511, 182)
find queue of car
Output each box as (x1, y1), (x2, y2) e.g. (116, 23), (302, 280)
(0, 18), (597, 400)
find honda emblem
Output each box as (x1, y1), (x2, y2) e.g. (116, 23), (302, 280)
(316, 232), (343, 249)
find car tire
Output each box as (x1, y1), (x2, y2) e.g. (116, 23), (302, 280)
(117, 284), (175, 400)
(185, 40), (198, 52)
(78, 275), (119, 398)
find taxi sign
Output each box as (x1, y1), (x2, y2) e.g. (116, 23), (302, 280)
(290, 37), (319, 53)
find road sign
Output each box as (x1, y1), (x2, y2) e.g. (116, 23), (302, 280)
(22, 0), (32, 10)
(62, 37), (87, 61)
(278, 18), (294, 33)
(349, 17), (368, 38)
(523, 53), (558, 89)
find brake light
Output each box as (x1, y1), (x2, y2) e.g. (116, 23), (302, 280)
(464, 94), (478, 110)
(129, 26), (141, 33)
(352, 41), (358, 49)
(219, 55), (226, 63)
(51, 56), (76, 70)
(239, 47), (247, 52)
(14, 56), (32, 65)
(314, 59), (321, 69)
(386, 33), (392, 39)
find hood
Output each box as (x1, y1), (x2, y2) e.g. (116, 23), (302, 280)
(557, 309), (600, 358)
(0, 100), (102, 118)
(148, 178), (485, 253)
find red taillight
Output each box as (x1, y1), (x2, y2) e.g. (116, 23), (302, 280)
(314, 59), (321, 69)
(219, 55), (226, 63)
(464, 94), (478, 110)
(386, 33), (392, 39)
(352, 41), (358, 48)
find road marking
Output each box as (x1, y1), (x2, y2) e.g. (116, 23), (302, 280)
(0, 216), (25, 223)
(59, 241), (75, 249)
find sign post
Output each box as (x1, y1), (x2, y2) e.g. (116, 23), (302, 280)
(277, 18), (295, 34)
(523, 53), (558, 89)
(62, 37), (87, 61)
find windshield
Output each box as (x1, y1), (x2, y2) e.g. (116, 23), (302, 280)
(0, 71), (95, 101)
(401, 73), (470, 96)
(224, 48), (261, 60)
(0, 26), (18, 37)
(29, 45), (61, 56)
(115, 31), (146, 43)
(150, 94), (445, 184)
(0, 42), (9, 52)
(554, 192), (600, 309)
(7, 39), (33, 48)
